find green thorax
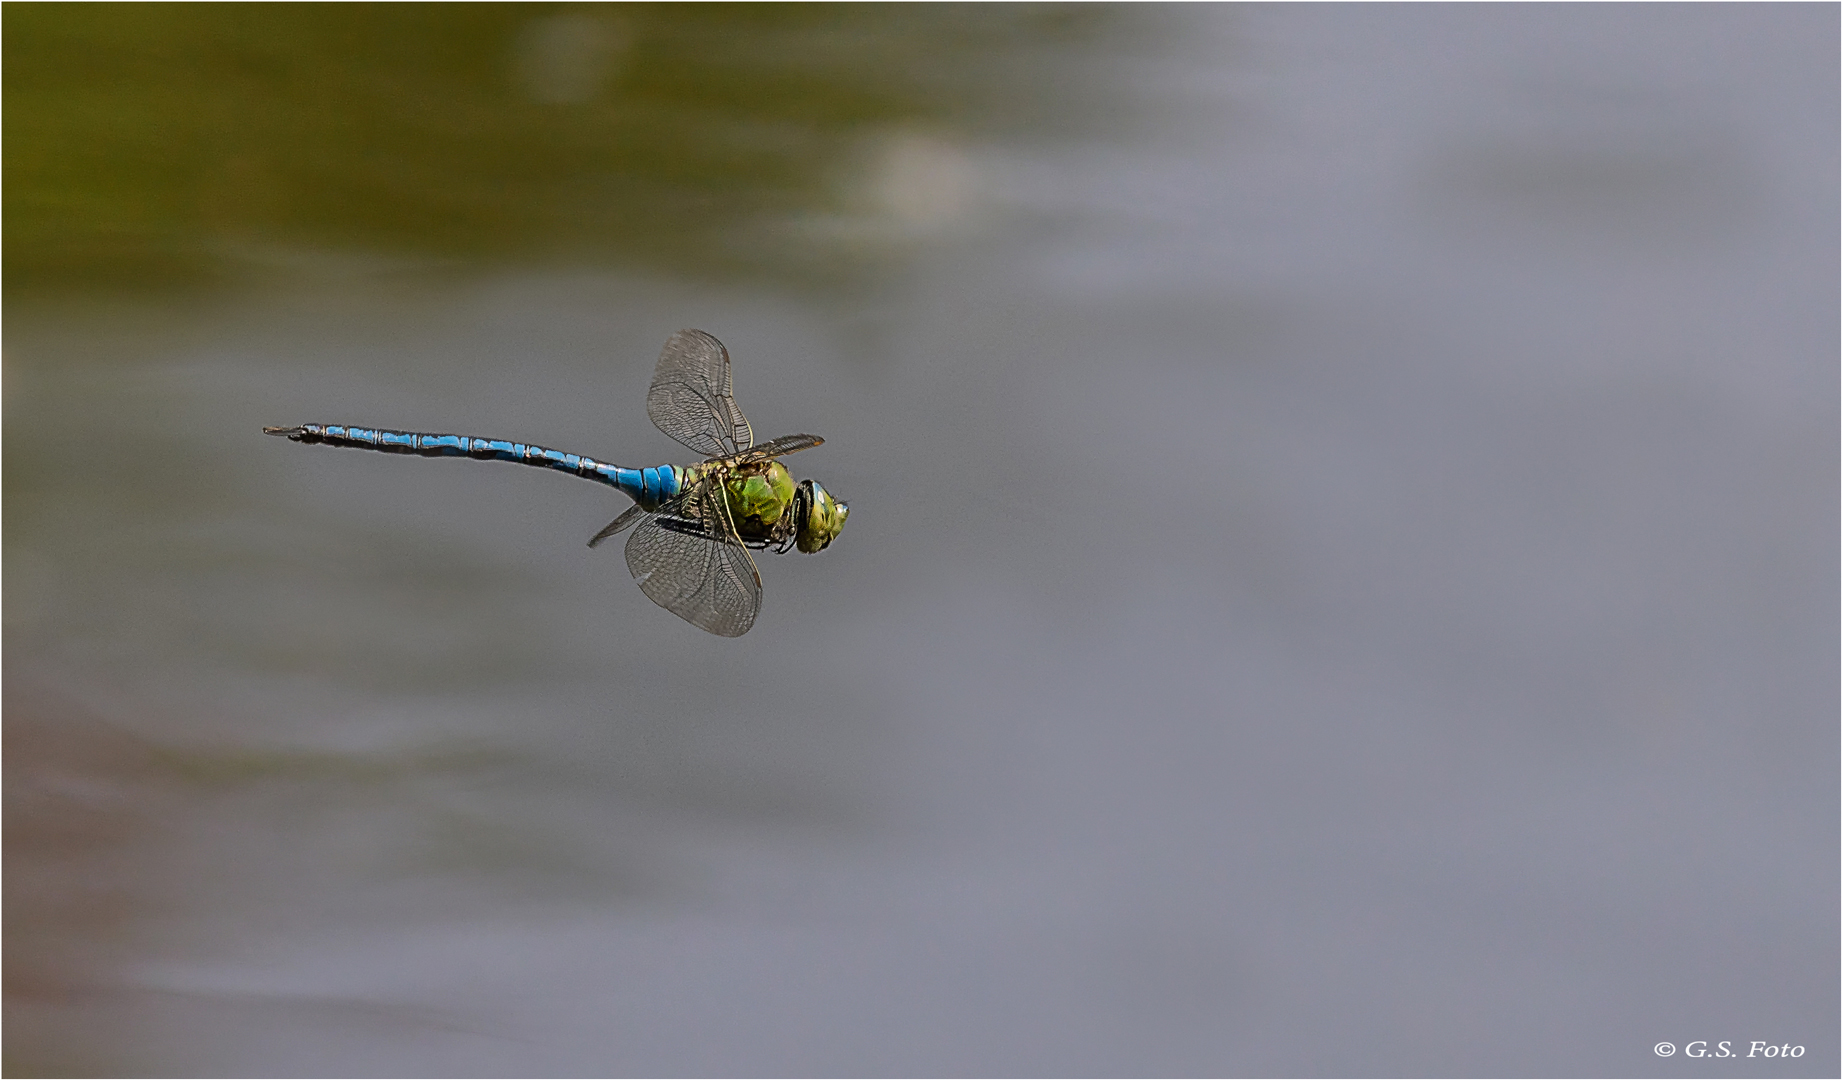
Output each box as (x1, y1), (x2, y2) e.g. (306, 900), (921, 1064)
(692, 458), (794, 543)
(681, 458), (847, 553)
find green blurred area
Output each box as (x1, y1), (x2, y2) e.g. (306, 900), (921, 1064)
(4, 2), (1115, 294)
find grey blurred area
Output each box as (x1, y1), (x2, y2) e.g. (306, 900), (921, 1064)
(4, 5), (1835, 1077)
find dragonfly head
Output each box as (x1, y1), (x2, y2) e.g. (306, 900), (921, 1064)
(794, 479), (849, 553)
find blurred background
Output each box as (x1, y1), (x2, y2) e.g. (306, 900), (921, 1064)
(4, 4), (1835, 1076)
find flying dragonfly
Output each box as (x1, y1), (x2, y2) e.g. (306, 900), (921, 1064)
(265, 329), (848, 636)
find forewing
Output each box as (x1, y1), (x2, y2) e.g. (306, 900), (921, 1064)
(733, 433), (824, 464)
(623, 480), (762, 637)
(646, 329), (753, 459)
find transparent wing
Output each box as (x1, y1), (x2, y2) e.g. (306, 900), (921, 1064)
(586, 502), (649, 548)
(733, 433), (824, 464)
(646, 329), (753, 459)
(623, 479), (762, 637)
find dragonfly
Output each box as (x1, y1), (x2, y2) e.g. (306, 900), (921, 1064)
(265, 329), (848, 637)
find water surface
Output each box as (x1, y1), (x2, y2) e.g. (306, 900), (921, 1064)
(6, 6), (1836, 1076)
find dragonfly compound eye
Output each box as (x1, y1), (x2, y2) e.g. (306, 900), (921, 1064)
(796, 479), (849, 553)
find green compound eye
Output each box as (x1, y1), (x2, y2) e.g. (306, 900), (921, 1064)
(796, 479), (849, 553)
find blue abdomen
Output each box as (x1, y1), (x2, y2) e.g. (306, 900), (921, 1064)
(265, 424), (681, 507)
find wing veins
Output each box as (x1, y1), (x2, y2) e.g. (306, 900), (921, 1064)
(646, 330), (753, 458)
(621, 474), (761, 636)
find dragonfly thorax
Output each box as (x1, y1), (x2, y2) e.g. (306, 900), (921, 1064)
(723, 459), (796, 540)
(681, 457), (847, 555)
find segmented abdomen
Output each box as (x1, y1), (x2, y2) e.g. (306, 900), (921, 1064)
(265, 424), (681, 506)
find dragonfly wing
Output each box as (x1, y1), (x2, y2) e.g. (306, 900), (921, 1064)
(586, 502), (649, 548)
(647, 329), (753, 459)
(733, 433), (824, 464)
(624, 479), (762, 637)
